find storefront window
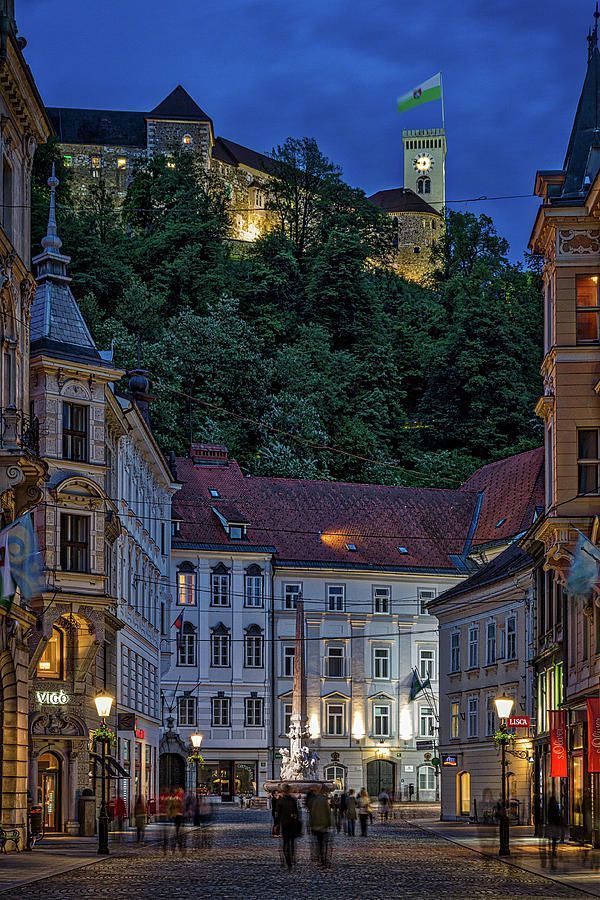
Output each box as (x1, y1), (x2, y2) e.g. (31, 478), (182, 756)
(571, 755), (584, 827)
(145, 745), (153, 802)
(37, 628), (64, 678)
(235, 762), (256, 795)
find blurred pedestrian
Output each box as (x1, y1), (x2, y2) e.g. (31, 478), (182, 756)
(346, 789), (357, 837)
(358, 788), (371, 836)
(134, 794), (147, 844)
(378, 789), (390, 821)
(277, 784), (301, 872)
(330, 792), (342, 833)
(309, 786), (332, 867)
(547, 791), (562, 858)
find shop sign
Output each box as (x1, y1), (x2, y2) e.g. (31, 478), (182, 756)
(135, 728), (145, 739)
(403, 765), (414, 772)
(442, 755), (458, 767)
(587, 698), (600, 773)
(35, 689), (70, 706)
(508, 716), (530, 728)
(549, 710), (567, 778)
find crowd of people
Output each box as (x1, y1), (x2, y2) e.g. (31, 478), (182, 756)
(271, 785), (394, 871)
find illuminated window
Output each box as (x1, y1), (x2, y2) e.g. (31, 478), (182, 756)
(451, 701), (460, 739)
(182, 134), (192, 146)
(38, 628), (64, 678)
(91, 156), (101, 177)
(63, 155), (72, 168)
(576, 275), (600, 344)
(166, 159), (176, 169)
(117, 157), (127, 170)
(177, 563), (196, 605)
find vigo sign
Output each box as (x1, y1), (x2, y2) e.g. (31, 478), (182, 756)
(35, 690), (70, 706)
(507, 716), (530, 728)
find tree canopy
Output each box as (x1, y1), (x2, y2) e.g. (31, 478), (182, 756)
(31, 138), (543, 487)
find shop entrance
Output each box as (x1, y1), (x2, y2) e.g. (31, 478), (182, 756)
(366, 759), (395, 798)
(38, 751), (62, 832)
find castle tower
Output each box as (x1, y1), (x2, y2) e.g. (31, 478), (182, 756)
(402, 128), (446, 211)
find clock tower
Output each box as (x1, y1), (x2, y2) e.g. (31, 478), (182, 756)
(402, 128), (446, 211)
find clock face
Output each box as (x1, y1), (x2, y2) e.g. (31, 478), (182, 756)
(414, 153), (434, 173)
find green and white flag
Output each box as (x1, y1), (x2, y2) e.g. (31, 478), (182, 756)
(397, 73), (442, 113)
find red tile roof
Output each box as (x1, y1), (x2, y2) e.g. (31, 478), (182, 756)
(460, 447), (544, 547)
(172, 446), (544, 570)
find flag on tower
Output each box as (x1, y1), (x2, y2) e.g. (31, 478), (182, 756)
(397, 73), (442, 113)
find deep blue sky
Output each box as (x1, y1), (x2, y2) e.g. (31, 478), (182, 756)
(19, 0), (595, 260)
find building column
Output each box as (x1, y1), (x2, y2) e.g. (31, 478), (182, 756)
(65, 750), (79, 835)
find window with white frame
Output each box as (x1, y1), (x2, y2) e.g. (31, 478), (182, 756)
(245, 568), (263, 607)
(419, 648), (435, 681)
(486, 696), (496, 736)
(467, 697), (478, 737)
(211, 631), (230, 667)
(486, 621), (497, 665)
(177, 622), (196, 666)
(450, 631), (460, 672)
(283, 646), (295, 677)
(284, 583), (301, 610)
(325, 646), (345, 677)
(282, 701), (292, 735)
(211, 696), (230, 727)
(177, 564), (196, 605)
(327, 584), (345, 612)
(326, 701), (345, 735)
(211, 568), (230, 606)
(419, 706), (435, 737)
(373, 647), (390, 680)
(451, 701), (460, 739)
(178, 696), (196, 726)
(506, 615), (517, 660)
(468, 625), (479, 668)
(418, 765), (436, 791)
(419, 588), (436, 615)
(245, 697), (263, 727)
(324, 764), (346, 790)
(244, 632), (264, 668)
(373, 586), (391, 614)
(374, 703), (391, 737)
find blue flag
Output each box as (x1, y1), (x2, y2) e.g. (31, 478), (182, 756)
(7, 514), (45, 600)
(567, 529), (600, 598)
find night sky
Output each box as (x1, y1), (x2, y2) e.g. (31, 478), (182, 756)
(19, 0), (596, 260)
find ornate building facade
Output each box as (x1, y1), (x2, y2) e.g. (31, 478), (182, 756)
(0, 0), (51, 841)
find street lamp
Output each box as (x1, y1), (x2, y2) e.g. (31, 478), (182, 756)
(94, 693), (114, 856)
(494, 694), (514, 857)
(190, 732), (203, 802)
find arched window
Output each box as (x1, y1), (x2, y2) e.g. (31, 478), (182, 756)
(245, 564), (263, 607)
(324, 764), (346, 790)
(177, 561), (196, 606)
(244, 624), (264, 668)
(178, 622), (196, 666)
(417, 177), (431, 195)
(418, 764), (436, 793)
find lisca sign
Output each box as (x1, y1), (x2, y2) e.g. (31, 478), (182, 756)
(35, 689), (70, 706)
(507, 716), (530, 728)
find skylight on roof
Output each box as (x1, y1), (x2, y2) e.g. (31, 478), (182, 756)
(398, 546), (409, 554)
(346, 543), (357, 552)
(209, 489), (220, 498)
(495, 517), (507, 528)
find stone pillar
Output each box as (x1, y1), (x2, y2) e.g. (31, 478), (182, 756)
(65, 750), (79, 835)
(28, 748), (39, 805)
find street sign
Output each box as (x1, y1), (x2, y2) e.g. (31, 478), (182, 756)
(508, 716), (530, 728)
(416, 740), (434, 750)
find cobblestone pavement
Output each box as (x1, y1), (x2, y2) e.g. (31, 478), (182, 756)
(7, 808), (586, 899)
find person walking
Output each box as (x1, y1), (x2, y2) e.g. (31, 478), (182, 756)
(547, 791), (562, 859)
(345, 789), (357, 837)
(330, 792), (342, 833)
(277, 784), (301, 872)
(308, 786), (332, 867)
(358, 788), (370, 837)
(378, 789), (390, 822)
(134, 794), (147, 844)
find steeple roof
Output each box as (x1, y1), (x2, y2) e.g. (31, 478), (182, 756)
(147, 85), (212, 124)
(562, 12), (600, 196)
(30, 166), (101, 364)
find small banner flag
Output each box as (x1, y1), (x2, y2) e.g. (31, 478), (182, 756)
(409, 670), (431, 702)
(172, 611), (184, 653)
(397, 73), (442, 113)
(0, 527), (15, 611)
(549, 710), (568, 778)
(0, 514), (44, 610)
(567, 529), (600, 598)
(587, 698), (600, 773)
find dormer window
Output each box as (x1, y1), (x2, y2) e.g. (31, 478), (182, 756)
(398, 546), (409, 555)
(209, 489), (220, 498)
(229, 524), (247, 540)
(345, 543), (357, 552)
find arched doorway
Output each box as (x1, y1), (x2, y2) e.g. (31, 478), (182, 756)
(38, 751), (62, 832)
(457, 771), (471, 817)
(159, 753), (185, 794)
(366, 759), (395, 798)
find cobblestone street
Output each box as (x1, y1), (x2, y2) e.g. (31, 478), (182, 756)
(5, 808), (585, 899)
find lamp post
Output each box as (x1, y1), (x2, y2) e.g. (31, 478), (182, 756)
(494, 694), (514, 857)
(190, 731), (203, 802)
(94, 693), (114, 856)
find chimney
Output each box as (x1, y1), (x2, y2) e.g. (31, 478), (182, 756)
(190, 443), (229, 466)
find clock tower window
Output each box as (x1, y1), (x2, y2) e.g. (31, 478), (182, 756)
(417, 177), (431, 195)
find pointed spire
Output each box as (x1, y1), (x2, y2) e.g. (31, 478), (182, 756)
(41, 163), (62, 255)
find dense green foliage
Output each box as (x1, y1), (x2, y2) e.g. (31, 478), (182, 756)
(31, 138), (543, 487)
